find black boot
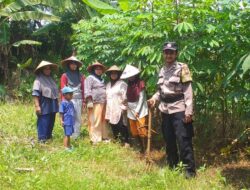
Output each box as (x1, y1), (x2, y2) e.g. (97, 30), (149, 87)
(185, 170), (196, 179)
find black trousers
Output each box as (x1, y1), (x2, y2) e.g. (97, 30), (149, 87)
(162, 111), (195, 173)
(110, 116), (129, 144)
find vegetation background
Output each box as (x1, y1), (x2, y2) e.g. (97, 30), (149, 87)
(0, 0), (249, 189)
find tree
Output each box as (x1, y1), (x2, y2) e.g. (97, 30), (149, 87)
(0, 0), (64, 82)
(0, 0), (121, 82)
(72, 0), (250, 140)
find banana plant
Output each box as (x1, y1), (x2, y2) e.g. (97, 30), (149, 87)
(0, 0), (122, 83)
(0, 0), (67, 82)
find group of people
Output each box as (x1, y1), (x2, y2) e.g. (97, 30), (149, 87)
(32, 42), (196, 178)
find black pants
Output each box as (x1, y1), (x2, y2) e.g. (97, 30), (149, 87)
(162, 111), (195, 173)
(110, 117), (129, 144)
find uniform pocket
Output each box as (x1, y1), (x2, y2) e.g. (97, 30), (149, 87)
(169, 76), (180, 83)
(169, 76), (182, 93)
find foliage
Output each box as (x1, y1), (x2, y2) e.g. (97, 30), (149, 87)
(15, 74), (34, 101)
(0, 0), (63, 83)
(12, 40), (42, 47)
(0, 0), (118, 83)
(82, 0), (118, 14)
(0, 84), (6, 101)
(0, 0), (63, 45)
(72, 0), (250, 139)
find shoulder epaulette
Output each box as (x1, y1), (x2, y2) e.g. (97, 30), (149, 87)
(178, 62), (192, 83)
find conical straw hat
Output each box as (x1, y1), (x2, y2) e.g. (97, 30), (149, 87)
(34, 60), (58, 74)
(87, 61), (106, 73)
(61, 55), (83, 68)
(120, 65), (140, 79)
(106, 65), (122, 74)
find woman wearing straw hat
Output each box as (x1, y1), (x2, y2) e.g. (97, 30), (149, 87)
(32, 61), (59, 143)
(60, 54), (85, 140)
(84, 61), (110, 144)
(120, 65), (149, 154)
(105, 65), (129, 147)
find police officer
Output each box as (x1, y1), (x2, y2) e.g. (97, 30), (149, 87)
(148, 42), (196, 178)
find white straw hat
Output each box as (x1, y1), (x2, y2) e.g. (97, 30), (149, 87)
(120, 65), (140, 79)
(34, 60), (58, 74)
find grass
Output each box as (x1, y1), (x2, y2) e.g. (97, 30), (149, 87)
(0, 103), (235, 190)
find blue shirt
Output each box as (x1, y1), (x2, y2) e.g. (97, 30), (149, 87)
(32, 90), (59, 115)
(59, 100), (75, 126)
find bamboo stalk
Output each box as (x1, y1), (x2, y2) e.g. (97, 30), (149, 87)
(146, 108), (152, 159)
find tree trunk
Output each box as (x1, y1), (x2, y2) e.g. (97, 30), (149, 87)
(175, 0), (180, 24)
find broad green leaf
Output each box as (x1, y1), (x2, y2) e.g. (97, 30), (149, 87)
(174, 22), (194, 35)
(136, 13), (152, 21)
(81, 0), (117, 15)
(196, 82), (205, 94)
(241, 53), (250, 77)
(118, 0), (129, 11)
(183, 22), (188, 32)
(8, 11), (60, 22)
(17, 58), (32, 69)
(156, 53), (162, 63)
(32, 23), (57, 36)
(223, 53), (250, 87)
(206, 24), (216, 33)
(12, 40), (42, 47)
(186, 22), (194, 31)
(86, 5), (98, 18)
(1, 0), (73, 13)
(177, 23), (183, 34)
(209, 40), (219, 48)
(0, 0), (24, 13)
(150, 53), (157, 63)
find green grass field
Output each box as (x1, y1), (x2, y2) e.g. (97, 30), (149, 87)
(0, 103), (234, 190)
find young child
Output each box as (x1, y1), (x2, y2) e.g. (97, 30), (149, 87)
(60, 86), (75, 151)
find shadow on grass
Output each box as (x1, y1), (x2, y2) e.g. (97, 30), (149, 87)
(221, 166), (250, 189)
(148, 137), (250, 190)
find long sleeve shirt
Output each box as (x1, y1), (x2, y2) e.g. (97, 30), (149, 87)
(152, 62), (193, 116)
(84, 75), (106, 104)
(105, 80), (128, 125)
(127, 90), (148, 120)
